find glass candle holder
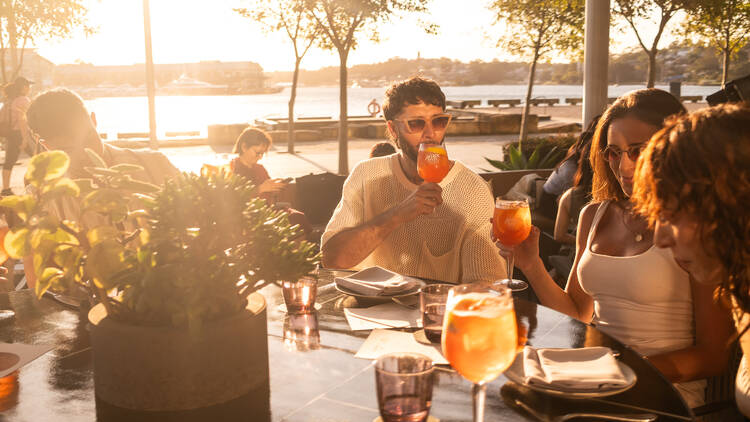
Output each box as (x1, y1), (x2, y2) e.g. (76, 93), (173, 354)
(282, 276), (317, 314)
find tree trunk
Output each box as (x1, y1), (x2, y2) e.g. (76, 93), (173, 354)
(288, 57), (302, 154)
(722, 47), (730, 87)
(337, 50), (349, 175)
(646, 50), (657, 88)
(519, 50), (540, 146)
(8, 8), (18, 80)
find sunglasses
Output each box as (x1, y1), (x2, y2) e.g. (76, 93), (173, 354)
(394, 114), (452, 134)
(603, 143), (646, 164)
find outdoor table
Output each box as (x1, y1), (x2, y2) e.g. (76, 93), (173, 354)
(0, 269), (694, 421)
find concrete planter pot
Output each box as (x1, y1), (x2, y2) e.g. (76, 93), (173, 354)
(88, 293), (269, 412)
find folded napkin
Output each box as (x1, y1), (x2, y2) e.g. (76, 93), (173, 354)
(344, 302), (420, 330)
(523, 346), (628, 390)
(335, 266), (416, 296)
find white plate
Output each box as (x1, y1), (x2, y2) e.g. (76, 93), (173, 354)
(504, 350), (637, 398)
(334, 278), (425, 299)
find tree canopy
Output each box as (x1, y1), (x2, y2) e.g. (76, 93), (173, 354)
(489, 0), (584, 143)
(0, 0), (92, 82)
(613, 0), (687, 87)
(683, 0), (750, 85)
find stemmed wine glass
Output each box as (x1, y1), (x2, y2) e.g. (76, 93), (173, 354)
(493, 198), (532, 291)
(417, 143), (450, 183)
(442, 283), (518, 422)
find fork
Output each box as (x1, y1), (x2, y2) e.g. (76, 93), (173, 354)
(515, 399), (657, 422)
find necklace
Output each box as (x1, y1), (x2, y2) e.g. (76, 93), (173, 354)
(619, 202), (648, 242)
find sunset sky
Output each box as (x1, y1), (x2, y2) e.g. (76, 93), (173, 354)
(34, 0), (682, 72)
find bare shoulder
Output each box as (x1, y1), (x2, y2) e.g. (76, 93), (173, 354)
(578, 202), (603, 235)
(559, 188), (572, 207)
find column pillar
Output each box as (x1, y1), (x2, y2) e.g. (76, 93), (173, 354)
(583, 0), (610, 129)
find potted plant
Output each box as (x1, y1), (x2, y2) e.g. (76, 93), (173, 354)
(484, 134), (575, 170)
(1, 150), (319, 412)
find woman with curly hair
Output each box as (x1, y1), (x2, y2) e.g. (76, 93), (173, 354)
(497, 89), (733, 407)
(632, 103), (750, 417)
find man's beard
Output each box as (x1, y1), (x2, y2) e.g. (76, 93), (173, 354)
(395, 134), (445, 163)
(396, 135), (419, 163)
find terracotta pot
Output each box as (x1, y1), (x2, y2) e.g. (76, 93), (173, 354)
(88, 293), (268, 411)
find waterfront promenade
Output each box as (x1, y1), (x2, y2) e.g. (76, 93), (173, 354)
(3, 102), (708, 192)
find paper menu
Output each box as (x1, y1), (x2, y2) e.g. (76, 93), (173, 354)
(0, 342), (55, 378)
(354, 329), (448, 365)
(344, 302), (421, 331)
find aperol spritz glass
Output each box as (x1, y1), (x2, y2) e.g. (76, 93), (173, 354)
(442, 283), (517, 422)
(417, 144), (450, 183)
(493, 198), (532, 291)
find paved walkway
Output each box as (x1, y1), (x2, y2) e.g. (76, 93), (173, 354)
(4, 133), (538, 192)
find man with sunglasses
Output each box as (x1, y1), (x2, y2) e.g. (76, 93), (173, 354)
(321, 77), (506, 284)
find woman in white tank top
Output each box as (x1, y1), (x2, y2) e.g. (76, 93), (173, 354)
(496, 89), (733, 409)
(631, 104), (750, 418)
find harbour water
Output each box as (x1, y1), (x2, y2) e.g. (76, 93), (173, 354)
(84, 84), (720, 139)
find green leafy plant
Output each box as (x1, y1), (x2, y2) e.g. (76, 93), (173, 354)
(484, 135), (575, 170)
(485, 143), (563, 170)
(1, 150), (319, 328)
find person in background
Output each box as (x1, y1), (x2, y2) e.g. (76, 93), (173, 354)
(495, 89), (733, 408)
(369, 141), (396, 158)
(322, 76), (505, 283)
(547, 135), (594, 281)
(537, 117), (600, 221)
(553, 130), (594, 246)
(631, 103), (750, 418)
(24, 88), (180, 289)
(230, 127), (288, 198)
(2, 77), (33, 195)
(230, 127), (312, 238)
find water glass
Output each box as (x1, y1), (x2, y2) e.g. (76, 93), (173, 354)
(375, 353), (434, 422)
(419, 284), (452, 343)
(282, 276), (317, 314)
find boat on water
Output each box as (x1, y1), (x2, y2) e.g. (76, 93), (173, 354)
(159, 75), (228, 96)
(76, 75), (283, 98)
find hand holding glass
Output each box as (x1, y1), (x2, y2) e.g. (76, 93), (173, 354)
(493, 198), (532, 291)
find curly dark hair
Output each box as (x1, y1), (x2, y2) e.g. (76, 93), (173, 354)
(590, 89), (686, 202)
(632, 103), (750, 314)
(382, 76), (445, 121)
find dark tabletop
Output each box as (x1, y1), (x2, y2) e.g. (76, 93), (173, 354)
(0, 269), (694, 421)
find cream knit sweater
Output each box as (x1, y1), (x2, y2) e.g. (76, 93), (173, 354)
(322, 154), (506, 283)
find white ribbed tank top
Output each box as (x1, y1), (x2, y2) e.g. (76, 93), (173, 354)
(577, 201), (704, 407)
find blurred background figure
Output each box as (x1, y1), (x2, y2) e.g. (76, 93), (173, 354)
(1, 77), (33, 196)
(538, 116), (600, 221)
(369, 141), (396, 158)
(229, 127), (312, 239)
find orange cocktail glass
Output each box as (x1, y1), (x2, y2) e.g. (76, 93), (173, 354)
(493, 199), (531, 291)
(442, 283), (517, 422)
(493, 200), (531, 246)
(417, 144), (450, 183)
